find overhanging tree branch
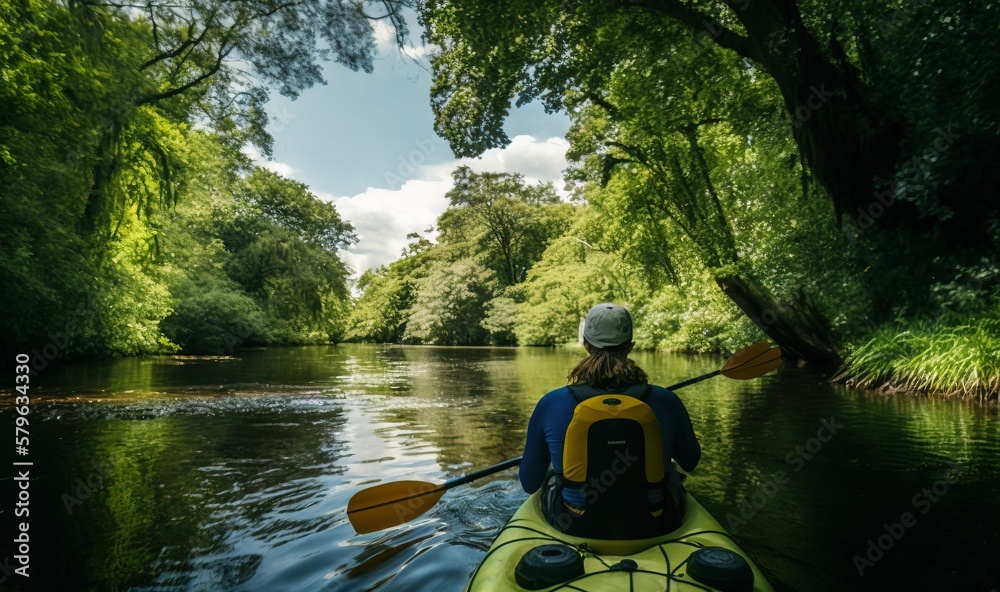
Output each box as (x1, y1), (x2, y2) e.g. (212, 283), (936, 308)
(139, 20), (200, 70)
(622, 0), (760, 62)
(137, 41), (233, 105)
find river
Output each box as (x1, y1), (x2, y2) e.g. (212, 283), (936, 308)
(1, 344), (997, 591)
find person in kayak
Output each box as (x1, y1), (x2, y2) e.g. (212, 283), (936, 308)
(519, 302), (701, 539)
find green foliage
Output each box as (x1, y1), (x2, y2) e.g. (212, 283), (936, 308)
(423, 0), (998, 229)
(346, 168), (576, 345)
(160, 289), (269, 354)
(441, 165), (573, 287)
(233, 169), (357, 252)
(156, 152), (356, 352)
(5, 0), (998, 404)
(563, 62), (859, 358)
(423, 0), (1000, 364)
(0, 1), (179, 357)
(512, 221), (635, 346)
(403, 258), (497, 345)
(509, 206), (766, 353)
(870, 1), (1000, 227)
(343, 232), (439, 343)
(835, 260), (1000, 399)
(837, 318), (1000, 401)
(633, 281), (762, 355)
(929, 258), (1000, 315)
(76, 249), (177, 357)
(344, 267), (415, 343)
(1, 0), (114, 353)
(0, 0), (387, 358)
(481, 296), (518, 345)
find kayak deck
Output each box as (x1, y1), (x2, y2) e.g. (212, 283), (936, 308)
(466, 490), (775, 591)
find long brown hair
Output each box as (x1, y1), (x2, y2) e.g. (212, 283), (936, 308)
(568, 342), (648, 390)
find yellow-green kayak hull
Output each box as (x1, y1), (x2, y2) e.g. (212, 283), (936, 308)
(466, 490), (775, 592)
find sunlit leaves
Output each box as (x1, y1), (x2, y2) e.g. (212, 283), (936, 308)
(344, 267), (415, 343)
(403, 258), (497, 345)
(442, 166), (572, 287)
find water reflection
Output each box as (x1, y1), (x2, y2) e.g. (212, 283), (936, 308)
(0, 344), (996, 592)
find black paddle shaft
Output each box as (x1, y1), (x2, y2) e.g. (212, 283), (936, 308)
(445, 456), (524, 490)
(665, 370), (722, 391)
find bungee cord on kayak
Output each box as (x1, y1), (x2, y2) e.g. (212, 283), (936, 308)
(466, 513), (759, 591)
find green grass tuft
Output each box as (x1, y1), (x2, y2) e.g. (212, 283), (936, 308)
(836, 318), (1000, 401)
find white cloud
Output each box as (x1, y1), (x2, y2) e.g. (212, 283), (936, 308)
(472, 135), (570, 188)
(242, 145), (297, 177)
(320, 178), (449, 277)
(370, 19), (435, 63)
(422, 135), (571, 194)
(320, 135), (569, 280)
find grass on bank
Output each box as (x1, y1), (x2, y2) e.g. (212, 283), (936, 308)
(835, 318), (1000, 401)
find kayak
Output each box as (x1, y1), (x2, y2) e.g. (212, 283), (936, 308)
(466, 489), (775, 591)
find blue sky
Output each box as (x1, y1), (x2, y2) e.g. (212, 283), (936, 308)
(246, 20), (571, 279)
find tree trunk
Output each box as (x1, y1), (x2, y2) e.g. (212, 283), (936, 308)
(715, 274), (842, 366)
(83, 126), (120, 234)
(728, 0), (908, 228)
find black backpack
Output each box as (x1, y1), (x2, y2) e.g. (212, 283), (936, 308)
(547, 385), (680, 539)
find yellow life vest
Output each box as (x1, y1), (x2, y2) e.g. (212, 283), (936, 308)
(562, 394), (665, 487)
(548, 385), (678, 539)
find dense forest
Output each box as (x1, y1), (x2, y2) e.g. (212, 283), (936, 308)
(1, 0), (386, 357)
(2, 0), (998, 399)
(353, 0), (1000, 399)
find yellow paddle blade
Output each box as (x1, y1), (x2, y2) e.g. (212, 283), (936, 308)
(721, 342), (782, 380)
(347, 480), (445, 534)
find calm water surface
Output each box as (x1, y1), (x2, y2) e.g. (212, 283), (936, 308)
(1, 344), (998, 591)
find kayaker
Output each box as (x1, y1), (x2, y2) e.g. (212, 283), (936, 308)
(519, 302), (701, 539)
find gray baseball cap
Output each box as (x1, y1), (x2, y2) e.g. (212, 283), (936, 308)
(583, 303), (633, 348)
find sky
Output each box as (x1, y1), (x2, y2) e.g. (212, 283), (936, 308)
(246, 19), (571, 280)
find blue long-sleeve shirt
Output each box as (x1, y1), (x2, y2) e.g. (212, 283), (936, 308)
(519, 384), (701, 494)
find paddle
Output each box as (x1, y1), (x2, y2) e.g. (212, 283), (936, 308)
(347, 341), (781, 534)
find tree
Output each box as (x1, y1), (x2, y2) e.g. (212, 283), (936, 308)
(513, 230), (628, 347)
(1, 0), (409, 357)
(155, 135), (264, 353)
(423, 0), (999, 235)
(1, 0), (118, 356)
(344, 266), (416, 343)
(403, 258), (496, 345)
(423, 4), (999, 286)
(561, 43), (848, 362)
(481, 295), (519, 345)
(422, 0), (1000, 362)
(80, 0), (411, 232)
(440, 165), (574, 287)
(220, 169), (356, 342)
(343, 231), (437, 343)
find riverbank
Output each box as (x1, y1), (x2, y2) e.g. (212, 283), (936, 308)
(834, 318), (1000, 403)
(15, 312), (998, 405)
